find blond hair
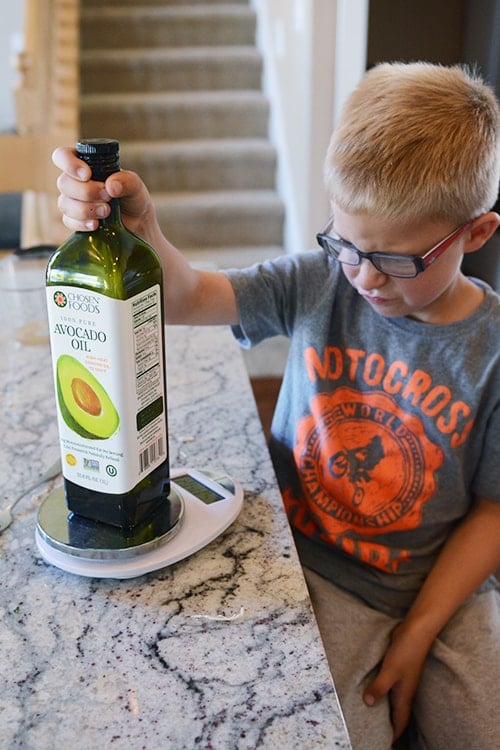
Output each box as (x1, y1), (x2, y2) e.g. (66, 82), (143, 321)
(324, 62), (500, 224)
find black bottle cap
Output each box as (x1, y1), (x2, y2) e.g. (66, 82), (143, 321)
(76, 138), (120, 180)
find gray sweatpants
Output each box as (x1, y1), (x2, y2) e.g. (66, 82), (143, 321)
(303, 567), (500, 750)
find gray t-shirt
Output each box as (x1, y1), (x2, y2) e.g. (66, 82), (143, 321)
(225, 251), (500, 617)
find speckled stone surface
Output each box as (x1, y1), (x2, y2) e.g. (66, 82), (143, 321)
(0, 307), (351, 749)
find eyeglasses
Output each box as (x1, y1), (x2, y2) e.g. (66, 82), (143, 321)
(316, 217), (472, 278)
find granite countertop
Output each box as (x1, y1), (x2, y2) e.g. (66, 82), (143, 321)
(0, 307), (351, 749)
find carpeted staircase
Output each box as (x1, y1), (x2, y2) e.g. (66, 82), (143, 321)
(79, 0), (285, 268)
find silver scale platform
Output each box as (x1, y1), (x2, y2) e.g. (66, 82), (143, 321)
(36, 467), (244, 579)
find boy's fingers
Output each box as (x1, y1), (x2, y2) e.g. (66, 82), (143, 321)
(57, 172), (110, 203)
(52, 146), (90, 181)
(389, 685), (412, 740)
(58, 210), (98, 233)
(363, 671), (392, 706)
(56, 191), (110, 232)
(364, 676), (412, 740)
(104, 175), (124, 197)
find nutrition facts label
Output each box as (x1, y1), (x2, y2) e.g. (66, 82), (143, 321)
(131, 287), (167, 474)
(132, 289), (163, 414)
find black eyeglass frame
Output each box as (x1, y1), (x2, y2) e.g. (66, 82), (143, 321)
(316, 218), (473, 278)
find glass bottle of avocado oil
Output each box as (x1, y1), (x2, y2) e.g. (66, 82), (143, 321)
(46, 138), (170, 531)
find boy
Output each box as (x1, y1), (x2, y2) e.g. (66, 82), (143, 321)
(53, 62), (500, 749)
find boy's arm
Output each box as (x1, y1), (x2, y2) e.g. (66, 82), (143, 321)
(364, 495), (500, 741)
(52, 147), (239, 326)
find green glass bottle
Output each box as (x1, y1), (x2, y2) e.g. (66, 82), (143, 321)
(46, 138), (170, 531)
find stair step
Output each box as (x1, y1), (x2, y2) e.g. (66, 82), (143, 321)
(183, 246), (283, 270)
(152, 190), (285, 249)
(80, 90), (269, 140)
(79, 0), (286, 265)
(80, 6), (256, 50)
(83, 0), (249, 5)
(120, 139), (277, 191)
(81, 46), (262, 93)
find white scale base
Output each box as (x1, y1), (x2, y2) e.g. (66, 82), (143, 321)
(36, 467), (243, 579)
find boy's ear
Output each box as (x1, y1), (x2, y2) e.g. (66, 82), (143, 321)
(463, 212), (500, 254)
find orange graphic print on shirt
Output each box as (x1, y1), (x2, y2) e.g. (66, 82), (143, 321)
(284, 387), (444, 573)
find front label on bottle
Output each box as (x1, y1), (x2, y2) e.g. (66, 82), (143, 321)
(46, 285), (167, 494)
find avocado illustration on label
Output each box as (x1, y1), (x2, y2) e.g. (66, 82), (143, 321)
(56, 354), (119, 440)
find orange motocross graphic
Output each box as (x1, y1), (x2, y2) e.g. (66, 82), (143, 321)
(285, 387), (444, 573)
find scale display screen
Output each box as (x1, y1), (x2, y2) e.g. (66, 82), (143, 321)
(174, 473), (225, 505)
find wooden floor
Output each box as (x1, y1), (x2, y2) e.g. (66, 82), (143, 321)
(250, 377), (282, 441)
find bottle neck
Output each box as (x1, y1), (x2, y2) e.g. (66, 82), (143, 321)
(99, 196), (122, 228)
(75, 140), (122, 230)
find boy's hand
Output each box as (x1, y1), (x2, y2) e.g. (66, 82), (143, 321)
(364, 495), (500, 741)
(52, 146), (155, 237)
(363, 622), (431, 740)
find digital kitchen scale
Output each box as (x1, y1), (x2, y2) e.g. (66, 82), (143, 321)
(35, 467), (243, 579)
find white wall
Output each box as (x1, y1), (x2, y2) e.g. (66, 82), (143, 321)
(254, 0), (368, 253)
(0, 3), (25, 133)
